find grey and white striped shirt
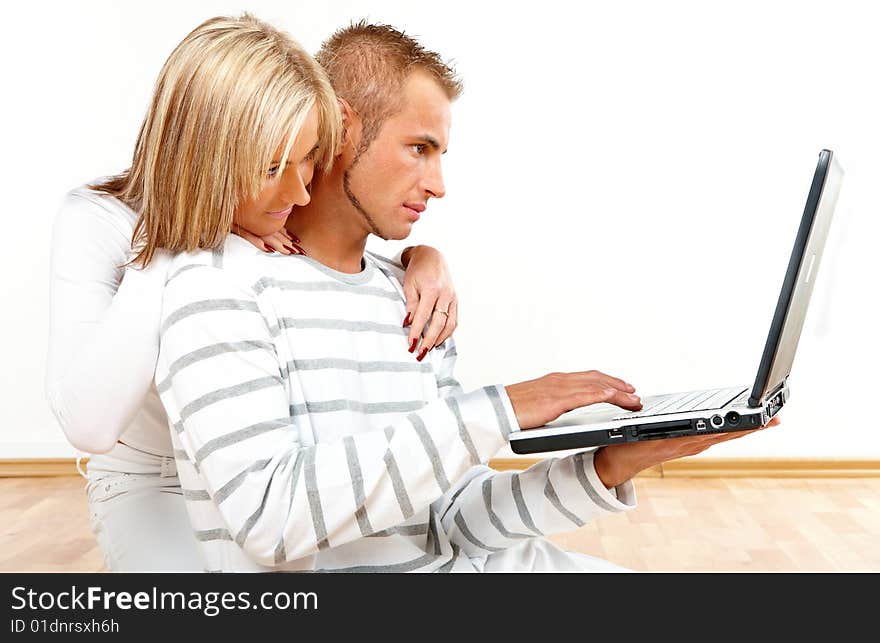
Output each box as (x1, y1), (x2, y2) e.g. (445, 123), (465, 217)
(156, 235), (634, 572)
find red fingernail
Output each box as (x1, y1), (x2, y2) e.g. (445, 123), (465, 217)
(409, 338), (417, 353)
(403, 312), (412, 327)
(283, 245), (296, 254)
(290, 242), (307, 256)
(290, 234), (301, 243)
(264, 244), (274, 253)
(416, 348), (428, 362)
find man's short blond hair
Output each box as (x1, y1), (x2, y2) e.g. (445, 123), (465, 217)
(315, 20), (462, 150)
(94, 13), (340, 267)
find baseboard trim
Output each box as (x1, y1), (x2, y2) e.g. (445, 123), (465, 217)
(0, 459), (85, 478)
(2, 457), (879, 478)
(487, 457), (880, 478)
(660, 458), (880, 478)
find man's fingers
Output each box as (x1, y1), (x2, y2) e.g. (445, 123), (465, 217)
(571, 386), (642, 411)
(576, 370), (636, 394)
(607, 388), (643, 411)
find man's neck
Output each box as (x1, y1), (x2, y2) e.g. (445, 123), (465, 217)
(285, 169), (372, 274)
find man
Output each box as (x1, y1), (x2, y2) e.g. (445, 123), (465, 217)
(157, 21), (767, 572)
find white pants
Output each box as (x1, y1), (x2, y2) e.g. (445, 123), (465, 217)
(475, 538), (630, 572)
(84, 445), (624, 573)
(84, 442), (203, 572)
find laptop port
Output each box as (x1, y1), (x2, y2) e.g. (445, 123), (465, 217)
(607, 428), (624, 439)
(725, 411), (741, 427)
(710, 415), (725, 428)
(695, 419), (707, 431)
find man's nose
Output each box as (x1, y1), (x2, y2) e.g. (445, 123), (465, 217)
(423, 159), (446, 200)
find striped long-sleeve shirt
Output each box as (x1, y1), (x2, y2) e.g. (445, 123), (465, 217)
(156, 235), (635, 572)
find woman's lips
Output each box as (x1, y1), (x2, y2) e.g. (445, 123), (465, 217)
(266, 206), (293, 220)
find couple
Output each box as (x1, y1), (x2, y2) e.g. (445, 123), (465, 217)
(48, 14), (761, 572)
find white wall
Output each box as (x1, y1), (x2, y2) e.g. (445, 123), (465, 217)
(2, 0), (878, 459)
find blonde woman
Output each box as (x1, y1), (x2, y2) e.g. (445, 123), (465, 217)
(46, 14), (459, 571)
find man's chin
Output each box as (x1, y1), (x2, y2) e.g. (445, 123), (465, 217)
(376, 223), (414, 242)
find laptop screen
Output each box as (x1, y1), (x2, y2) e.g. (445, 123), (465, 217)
(748, 149), (844, 407)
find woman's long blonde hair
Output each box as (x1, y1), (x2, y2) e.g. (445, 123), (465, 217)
(93, 13), (340, 267)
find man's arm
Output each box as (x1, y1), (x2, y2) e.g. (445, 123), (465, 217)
(430, 362), (771, 557)
(157, 264), (513, 567)
(427, 354), (635, 556)
(434, 455), (633, 558)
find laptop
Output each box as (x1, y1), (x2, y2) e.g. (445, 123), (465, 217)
(509, 149), (844, 455)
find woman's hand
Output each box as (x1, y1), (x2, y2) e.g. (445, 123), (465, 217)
(400, 245), (458, 360)
(232, 224), (306, 255)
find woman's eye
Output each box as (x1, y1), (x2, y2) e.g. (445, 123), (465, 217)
(267, 165), (280, 178)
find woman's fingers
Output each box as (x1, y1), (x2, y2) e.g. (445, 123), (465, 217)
(280, 228), (301, 244)
(264, 231), (300, 254)
(231, 224), (269, 251)
(417, 296), (454, 360)
(247, 230), (305, 255)
(434, 298), (458, 348)
(407, 287), (439, 355)
(401, 280), (418, 334)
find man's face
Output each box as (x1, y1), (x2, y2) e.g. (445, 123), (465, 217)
(343, 70), (451, 240)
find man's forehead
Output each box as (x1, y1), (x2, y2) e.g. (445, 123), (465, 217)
(390, 71), (452, 142)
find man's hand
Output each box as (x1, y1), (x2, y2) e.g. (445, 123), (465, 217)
(400, 245), (458, 360)
(593, 417), (782, 488)
(505, 371), (642, 430)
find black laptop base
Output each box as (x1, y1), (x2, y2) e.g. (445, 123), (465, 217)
(509, 410), (765, 455)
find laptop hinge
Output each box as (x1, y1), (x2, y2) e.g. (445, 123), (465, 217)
(751, 377), (787, 408)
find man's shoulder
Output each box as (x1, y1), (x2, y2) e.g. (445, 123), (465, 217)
(364, 251), (405, 286)
(165, 237), (264, 296)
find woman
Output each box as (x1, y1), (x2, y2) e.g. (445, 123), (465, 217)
(46, 13), (458, 572)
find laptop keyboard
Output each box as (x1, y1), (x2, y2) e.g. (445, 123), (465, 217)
(613, 386), (748, 420)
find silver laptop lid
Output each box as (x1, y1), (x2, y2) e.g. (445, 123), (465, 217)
(748, 149), (844, 407)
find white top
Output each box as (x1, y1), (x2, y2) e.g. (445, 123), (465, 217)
(46, 183), (411, 457)
(47, 185), (172, 456)
(157, 235), (635, 571)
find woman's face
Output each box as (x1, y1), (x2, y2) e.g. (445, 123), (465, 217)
(234, 106), (320, 237)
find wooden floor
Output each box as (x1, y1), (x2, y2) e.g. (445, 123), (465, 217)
(2, 475), (879, 572)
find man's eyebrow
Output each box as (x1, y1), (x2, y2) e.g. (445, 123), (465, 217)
(414, 134), (447, 153)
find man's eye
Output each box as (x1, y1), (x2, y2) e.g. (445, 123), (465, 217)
(411, 144), (427, 155)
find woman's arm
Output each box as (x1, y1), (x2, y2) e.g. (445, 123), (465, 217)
(46, 189), (167, 453)
(374, 245), (459, 357)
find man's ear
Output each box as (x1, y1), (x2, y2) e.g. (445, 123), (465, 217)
(336, 97), (360, 156)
